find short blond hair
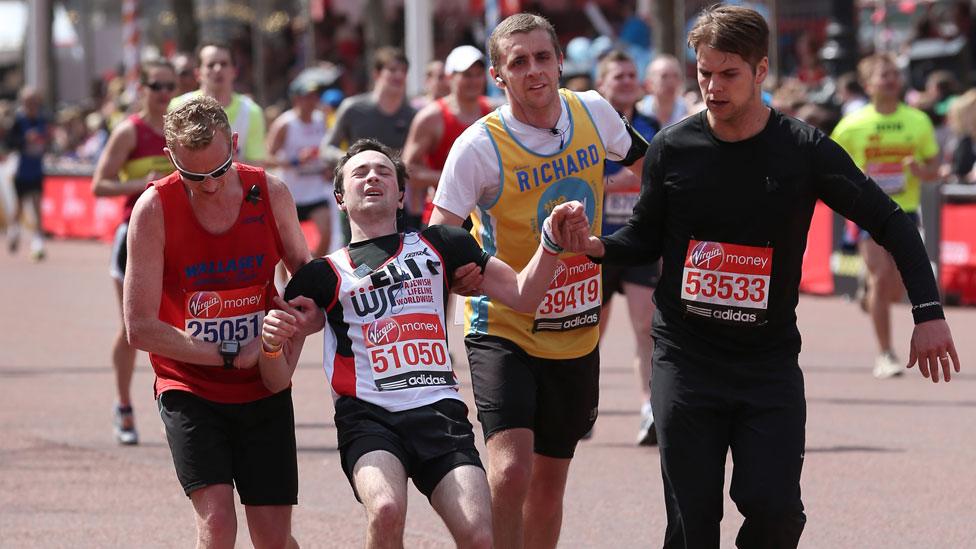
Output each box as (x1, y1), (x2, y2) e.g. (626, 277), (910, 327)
(487, 13), (560, 72)
(164, 95), (232, 151)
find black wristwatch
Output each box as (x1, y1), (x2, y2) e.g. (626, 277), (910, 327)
(219, 340), (240, 370)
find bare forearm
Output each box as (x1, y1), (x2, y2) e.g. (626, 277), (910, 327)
(259, 338), (304, 392)
(511, 246), (559, 312)
(483, 245), (560, 313)
(406, 164), (441, 189)
(92, 178), (148, 197)
(126, 318), (223, 366)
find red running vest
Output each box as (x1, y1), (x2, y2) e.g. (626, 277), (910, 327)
(421, 96), (494, 224)
(122, 114), (170, 222)
(150, 165), (284, 403)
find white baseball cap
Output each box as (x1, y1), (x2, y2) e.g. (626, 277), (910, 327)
(444, 45), (486, 75)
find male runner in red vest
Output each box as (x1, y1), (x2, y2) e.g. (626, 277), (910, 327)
(124, 96), (315, 548)
(403, 45), (495, 227)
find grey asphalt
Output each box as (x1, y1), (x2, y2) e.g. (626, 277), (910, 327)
(1, 239), (974, 548)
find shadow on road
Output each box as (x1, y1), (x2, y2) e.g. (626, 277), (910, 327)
(809, 397), (976, 408)
(805, 445), (903, 454)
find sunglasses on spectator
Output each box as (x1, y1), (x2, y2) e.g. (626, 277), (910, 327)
(171, 150), (234, 182)
(145, 81), (176, 92)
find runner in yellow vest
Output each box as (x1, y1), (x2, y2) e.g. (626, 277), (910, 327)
(831, 53), (940, 379)
(169, 43), (266, 164)
(429, 13), (648, 547)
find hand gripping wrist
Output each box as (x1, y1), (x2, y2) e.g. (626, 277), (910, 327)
(262, 334), (283, 352)
(541, 215), (563, 255)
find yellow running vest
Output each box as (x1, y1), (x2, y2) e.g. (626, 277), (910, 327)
(831, 103), (938, 213)
(466, 89), (607, 359)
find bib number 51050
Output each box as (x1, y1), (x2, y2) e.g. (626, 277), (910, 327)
(370, 341), (449, 373)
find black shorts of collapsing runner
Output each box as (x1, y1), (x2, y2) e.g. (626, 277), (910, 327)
(295, 198), (331, 222)
(601, 260), (661, 303)
(465, 334), (600, 459)
(158, 389), (298, 505)
(335, 396), (483, 501)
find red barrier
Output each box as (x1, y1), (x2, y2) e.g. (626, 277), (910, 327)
(940, 203), (976, 305)
(41, 175), (125, 242)
(800, 200), (834, 295)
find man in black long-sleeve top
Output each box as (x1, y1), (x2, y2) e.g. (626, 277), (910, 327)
(564, 5), (961, 549)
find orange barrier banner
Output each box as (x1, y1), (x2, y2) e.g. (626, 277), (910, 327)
(41, 175), (125, 242)
(799, 200), (834, 295)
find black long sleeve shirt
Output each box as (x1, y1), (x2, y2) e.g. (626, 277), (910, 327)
(600, 109), (944, 359)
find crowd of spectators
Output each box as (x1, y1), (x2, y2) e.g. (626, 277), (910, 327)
(3, 5), (976, 187)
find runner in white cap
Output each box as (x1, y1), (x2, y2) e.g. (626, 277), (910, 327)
(403, 45), (496, 229)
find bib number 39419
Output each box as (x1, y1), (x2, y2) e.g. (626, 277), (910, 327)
(680, 240), (772, 326)
(534, 255), (601, 332)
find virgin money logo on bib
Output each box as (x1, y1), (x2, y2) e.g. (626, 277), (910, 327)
(366, 318), (401, 346)
(187, 291), (222, 319)
(552, 261), (568, 288)
(690, 241), (725, 270)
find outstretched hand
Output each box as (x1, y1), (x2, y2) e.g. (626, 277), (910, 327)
(907, 319), (961, 383)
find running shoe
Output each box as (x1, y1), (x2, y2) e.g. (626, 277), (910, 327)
(873, 351), (904, 379)
(29, 236), (44, 262)
(113, 404), (139, 445)
(636, 403), (657, 446)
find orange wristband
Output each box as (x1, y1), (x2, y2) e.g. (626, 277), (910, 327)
(262, 345), (283, 359)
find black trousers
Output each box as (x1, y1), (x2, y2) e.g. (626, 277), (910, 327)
(652, 341), (807, 549)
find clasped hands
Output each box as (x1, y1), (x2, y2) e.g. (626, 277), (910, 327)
(453, 200), (595, 296)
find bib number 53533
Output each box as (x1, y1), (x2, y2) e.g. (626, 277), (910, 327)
(683, 271), (766, 303)
(680, 240), (772, 326)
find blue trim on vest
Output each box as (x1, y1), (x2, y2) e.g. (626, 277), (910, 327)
(482, 120), (506, 210)
(468, 204), (497, 334)
(498, 95), (575, 158)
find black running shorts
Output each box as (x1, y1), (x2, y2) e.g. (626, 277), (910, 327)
(335, 396), (483, 501)
(13, 176), (42, 196)
(602, 260), (661, 302)
(465, 334), (600, 459)
(158, 389), (298, 506)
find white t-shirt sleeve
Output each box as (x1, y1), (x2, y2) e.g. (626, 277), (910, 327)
(433, 123), (501, 219)
(577, 90), (632, 162)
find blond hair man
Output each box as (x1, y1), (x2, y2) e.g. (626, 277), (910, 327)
(124, 96), (316, 548)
